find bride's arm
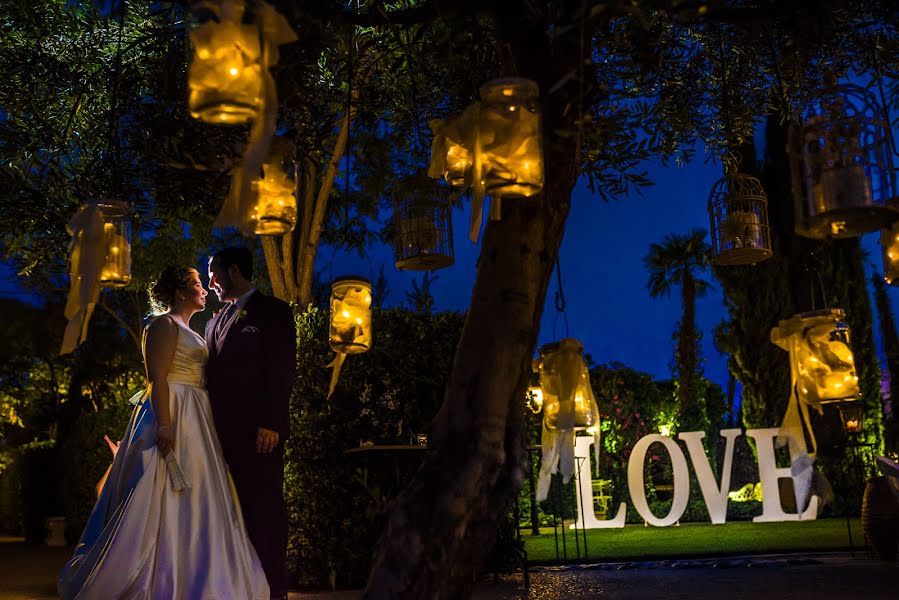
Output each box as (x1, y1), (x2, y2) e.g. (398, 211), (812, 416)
(145, 316), (178, 454)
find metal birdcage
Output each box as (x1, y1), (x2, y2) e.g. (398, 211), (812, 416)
(793, 82), (898, 239)
(393, 189), (454, 271)
(708, 171), (773, 266)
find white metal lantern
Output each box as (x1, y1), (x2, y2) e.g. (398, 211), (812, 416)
(794, 82), (898, 238)
(393, 187), (454, 271)
(188, 0), (263, 125)
(708, 172), (773, 266)
(476, 78), (544, 198)
(329, 277), (372, 355)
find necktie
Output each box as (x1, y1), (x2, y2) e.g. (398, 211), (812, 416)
(216, 302), (237, 341)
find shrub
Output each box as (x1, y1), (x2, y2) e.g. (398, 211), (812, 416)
(285, 305), (464, 589)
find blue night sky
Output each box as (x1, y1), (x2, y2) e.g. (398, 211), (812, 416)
(3, 156), (899, 398)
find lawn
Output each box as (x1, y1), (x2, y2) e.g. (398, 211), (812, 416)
(522, 517), (865, 563)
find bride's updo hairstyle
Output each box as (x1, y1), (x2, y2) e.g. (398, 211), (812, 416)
(148, 266), (197, 315)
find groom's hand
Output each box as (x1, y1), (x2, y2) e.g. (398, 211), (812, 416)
(256, 427), (279, 453)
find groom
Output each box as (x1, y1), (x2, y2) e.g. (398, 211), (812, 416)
(205, 247), (296, 599)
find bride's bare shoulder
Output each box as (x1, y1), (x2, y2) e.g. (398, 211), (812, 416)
(146, 314), (179, 337)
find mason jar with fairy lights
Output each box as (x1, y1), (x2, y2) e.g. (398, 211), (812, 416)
(188, 0), (263, 125)
(329, 277), (372, 354)
(534, 338), (599, 432)
(477, 78), (544, 198)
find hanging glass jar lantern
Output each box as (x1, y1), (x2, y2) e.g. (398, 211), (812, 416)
(188, 0), (263, 125)
(97, 200), (133, 287)
(249, 137), (296, 235)
(476, 78), (544, 198)
(428, 115), (475, 188)
(771, 308), (860, 409)
(393, 183), (454, 271)
(534, 338), (599, 431)
(793, 81), (898, 239)
(329, 277), (372, 355)
(708, 171), (773, 266)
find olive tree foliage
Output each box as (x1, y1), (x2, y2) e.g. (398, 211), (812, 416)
(1, 0), (897, 596)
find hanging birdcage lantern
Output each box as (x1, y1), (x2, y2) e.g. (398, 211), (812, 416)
(535, 338), (599, 431)
(771, 308), (860, 409)
(393, 185), (454, 271)
(97, 200), (133, 287)
(708, 171), (773, 265)
(249, 137), (296, 236)
(476, 78), (544, 199)
(793, 81), (898, 239)
(329, 277), (372, 355)
(188, 0), (263, 125)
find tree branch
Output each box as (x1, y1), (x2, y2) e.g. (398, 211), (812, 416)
(97, 295), (141, 353)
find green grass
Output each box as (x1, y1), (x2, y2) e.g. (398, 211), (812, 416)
(522, 517), (865, 563)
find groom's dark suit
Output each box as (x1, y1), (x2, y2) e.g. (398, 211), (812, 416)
(205, 290), (296, 596)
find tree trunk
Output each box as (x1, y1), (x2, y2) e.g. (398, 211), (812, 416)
(364, 171), (575, 599)
(364, 11), (582, 594)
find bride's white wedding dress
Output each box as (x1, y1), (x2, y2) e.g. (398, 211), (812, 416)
(59, 317), (270, 600)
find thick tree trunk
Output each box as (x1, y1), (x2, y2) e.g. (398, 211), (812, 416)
(364, 4), (585, 595)
(364, 171), (575, 599)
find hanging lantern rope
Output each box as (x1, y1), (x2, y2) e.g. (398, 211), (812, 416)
(552, 256), (569, 340)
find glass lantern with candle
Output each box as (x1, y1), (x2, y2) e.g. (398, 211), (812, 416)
(329, 277), (372, 355)
(535, 338), (598, 432)
(97, 200), (132, 287)
(477, 78), (544, 198)
(772, 308), (860, 409)
(838, 400), (864, 434)
(188, 0), (263, 125)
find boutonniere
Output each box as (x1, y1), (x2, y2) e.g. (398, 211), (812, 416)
(237, 309), (249, 321)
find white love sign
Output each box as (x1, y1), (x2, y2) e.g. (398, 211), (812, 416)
(573, 428), (818, 529)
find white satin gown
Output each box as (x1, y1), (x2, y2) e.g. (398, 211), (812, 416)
(59, 318), (270, 600)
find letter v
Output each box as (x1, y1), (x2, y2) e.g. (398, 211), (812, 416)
(678, 429), (741, 525)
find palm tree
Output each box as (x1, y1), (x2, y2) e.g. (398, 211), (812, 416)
(644, 229), (712, 425)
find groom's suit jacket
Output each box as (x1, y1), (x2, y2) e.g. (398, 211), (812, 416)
(204, 290), (296, 446)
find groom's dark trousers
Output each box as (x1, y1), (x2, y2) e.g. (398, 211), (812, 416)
(206, 291), (296, 597)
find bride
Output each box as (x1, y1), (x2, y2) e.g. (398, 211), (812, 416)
(59, 266), (270, 599)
